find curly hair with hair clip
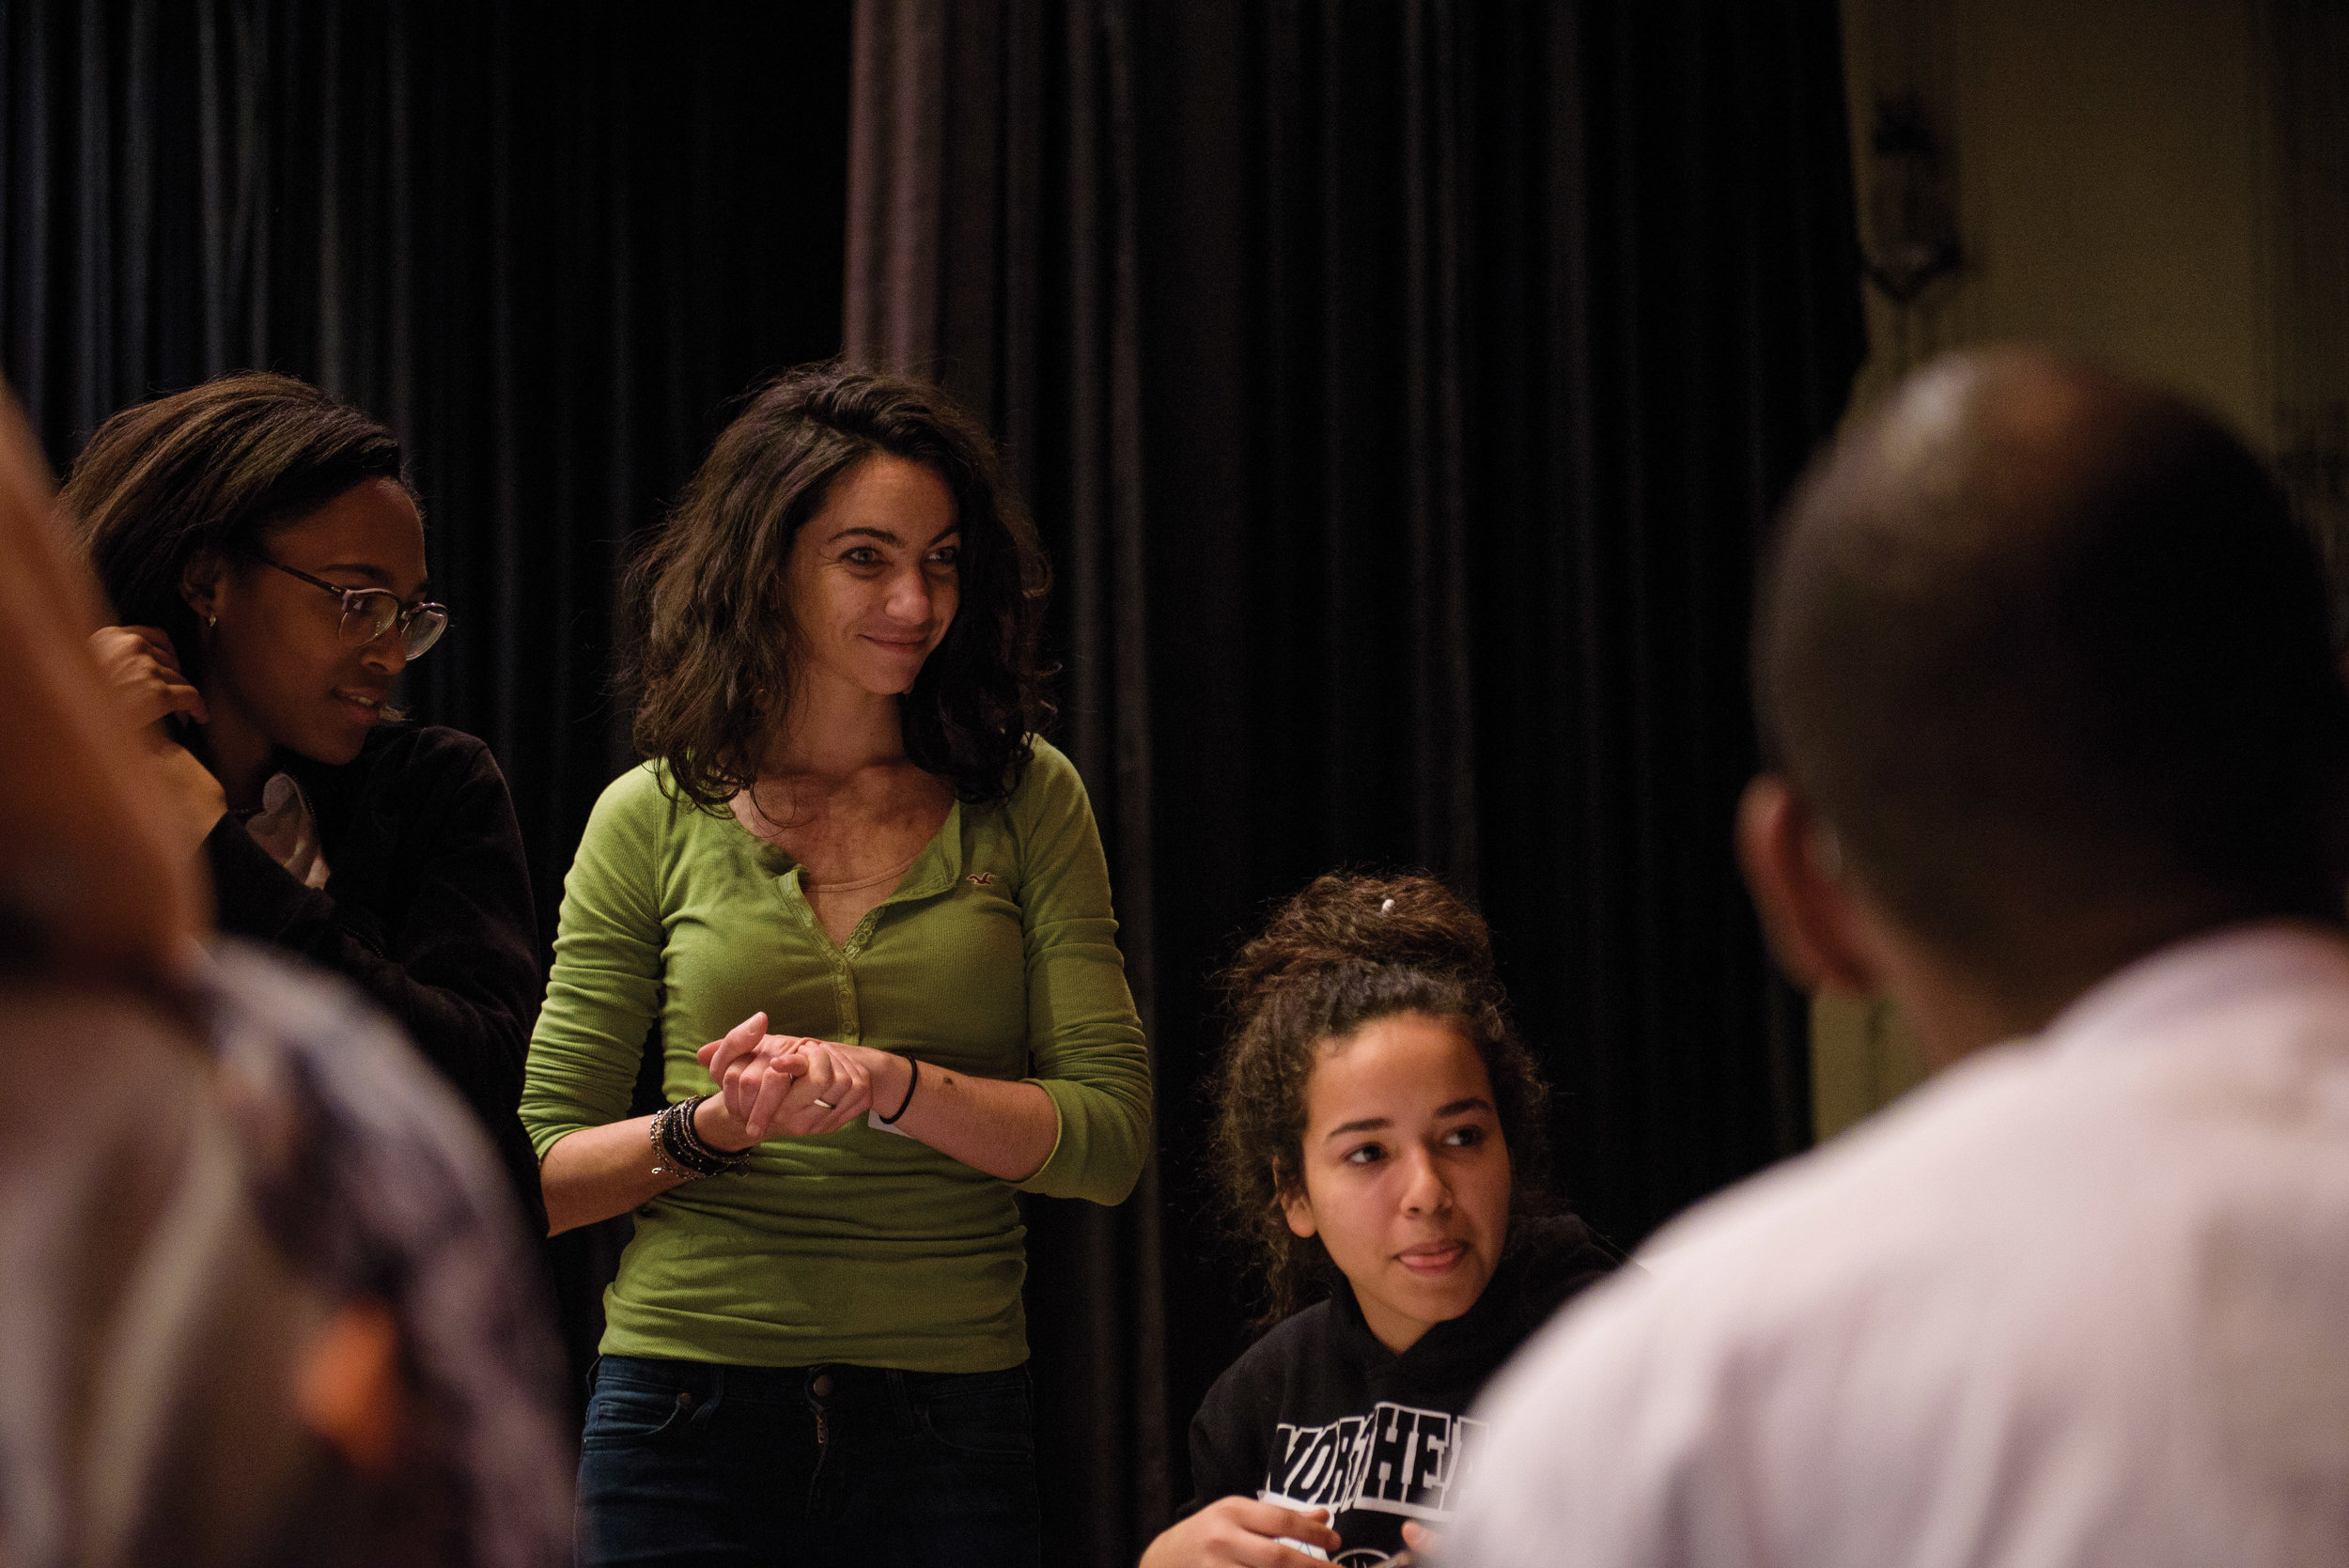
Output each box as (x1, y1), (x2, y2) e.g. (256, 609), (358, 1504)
(624, 362), (1052, 809)
(1207, 871), (1557, 1328)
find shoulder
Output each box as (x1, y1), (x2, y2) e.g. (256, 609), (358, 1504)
(995, 737), (1100, 852)
(573, 761), (699, 854)
(1446, 1136), (1938, 1561)
(333, 725), (515, 822)
(1455, 978), (2349, 1563)
(1004, 735), (1087, 811)
(1628, 1038), (2099, 1303)
(303, 724), (517, 843)
(1491, 1212), (1624, 1327)
(355, 722), (498, 782)
(1193, 1299), (1340, 1447)
(1229, 1297), (1340, 1385)
(1509, 1047), (2067, 1374)
(590, 758), (677, 815)
(1465, 1043), (2177, 1472)
(1204, 1297), (1355, 1421)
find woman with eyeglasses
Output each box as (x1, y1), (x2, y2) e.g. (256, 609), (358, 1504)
(66, 371), (548, 1233)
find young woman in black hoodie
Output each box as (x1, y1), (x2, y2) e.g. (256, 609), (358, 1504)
(1146, 873), (1620, 1568)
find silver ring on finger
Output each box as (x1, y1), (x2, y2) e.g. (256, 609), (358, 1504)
(812, 1097), (837, 1110)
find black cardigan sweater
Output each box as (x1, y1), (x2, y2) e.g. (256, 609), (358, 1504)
(1178, 1216), (1619, 1564)
(202, 722), (547, 1234)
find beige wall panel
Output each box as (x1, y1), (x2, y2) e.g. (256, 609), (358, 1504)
(1817, 0), (2343, 1137)
(1948, 0), (2268, 442)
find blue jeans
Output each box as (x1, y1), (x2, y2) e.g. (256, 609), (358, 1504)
(577, 1355), (1040, 1567)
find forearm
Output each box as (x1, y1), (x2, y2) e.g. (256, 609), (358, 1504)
(539, 1117), (679, 1234)
(692, 1032), (1062, 1185)
(866, 1051), (1058, 1183)
(537, 1096), (754, 1235)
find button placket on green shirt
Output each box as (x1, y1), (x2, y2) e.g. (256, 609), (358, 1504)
(521, 742), (1149, 1372)
(769, 800), (968, 1046)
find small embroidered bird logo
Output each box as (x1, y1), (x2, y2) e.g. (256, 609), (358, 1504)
(968, 872), (996, 886)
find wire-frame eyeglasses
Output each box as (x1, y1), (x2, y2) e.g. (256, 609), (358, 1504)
(253, 555), (450, 660)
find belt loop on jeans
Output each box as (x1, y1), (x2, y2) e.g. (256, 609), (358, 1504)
(887, 1367), (916, 1429)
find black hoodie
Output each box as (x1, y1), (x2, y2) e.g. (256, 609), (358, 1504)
(1176, 1215), (1621, 1565)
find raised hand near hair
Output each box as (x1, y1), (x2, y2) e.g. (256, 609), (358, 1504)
(89, 624), (209, 725)
(89, 625), (226, 855)
(1137, 1498), (1343, 1568)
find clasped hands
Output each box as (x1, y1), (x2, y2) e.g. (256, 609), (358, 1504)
(693, 1011), (904, 1149)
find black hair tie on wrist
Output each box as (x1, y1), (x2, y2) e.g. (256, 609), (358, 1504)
(879, 1057), (921, 1125)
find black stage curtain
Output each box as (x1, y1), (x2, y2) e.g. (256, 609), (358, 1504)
(2, 0), (854, 1387)
(848, 2), (1865, 1561)
(8, 1), (1862, 1559)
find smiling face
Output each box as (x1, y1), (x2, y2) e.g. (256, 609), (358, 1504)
(1280, 1010), (1513, 1354)
(783, 454), (961, 703)
(185, 477), (427, 775)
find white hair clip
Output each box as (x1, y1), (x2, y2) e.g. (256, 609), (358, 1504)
(1379, 897), (1396, 916)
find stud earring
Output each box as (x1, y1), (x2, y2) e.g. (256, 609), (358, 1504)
(207, 615), (218, 629)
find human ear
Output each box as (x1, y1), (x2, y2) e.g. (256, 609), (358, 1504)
(1278, 1183), (1318, 1241)
(179, 551), (226, 622)
(1735, 774), (1880, 997)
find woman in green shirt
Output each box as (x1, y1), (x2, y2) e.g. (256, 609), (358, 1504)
(521, 365), (1152, 1566)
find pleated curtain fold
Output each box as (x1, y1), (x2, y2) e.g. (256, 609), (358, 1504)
(844, 6), (1863, 1560)
(1, 0), (856, 1401)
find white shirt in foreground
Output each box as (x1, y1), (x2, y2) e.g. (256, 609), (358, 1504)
(1447, 923), (2349, 1568)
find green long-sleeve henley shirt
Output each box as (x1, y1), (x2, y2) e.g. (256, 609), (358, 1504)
(521, 738), (1152, 1372)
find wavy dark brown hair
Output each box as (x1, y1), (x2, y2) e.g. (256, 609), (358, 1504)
(63, 371), (412, 690)
(1208, 871), (1556, 1328)
(625, 364), (1051, 808)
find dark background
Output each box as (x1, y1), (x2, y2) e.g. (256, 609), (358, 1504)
(4, 0), (854, 927)
(3, 2), (1862, 1561)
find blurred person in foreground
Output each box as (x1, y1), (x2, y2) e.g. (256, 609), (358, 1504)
(1446, 349), (2349, 1568)
(0, 381), (571, 1568)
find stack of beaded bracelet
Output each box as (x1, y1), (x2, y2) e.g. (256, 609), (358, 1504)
(648, 1094), (750, 1180)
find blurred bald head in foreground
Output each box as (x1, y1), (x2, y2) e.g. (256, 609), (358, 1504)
(1744, 348), (2349, 1061)
(1450, 351), (2349, 1568)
